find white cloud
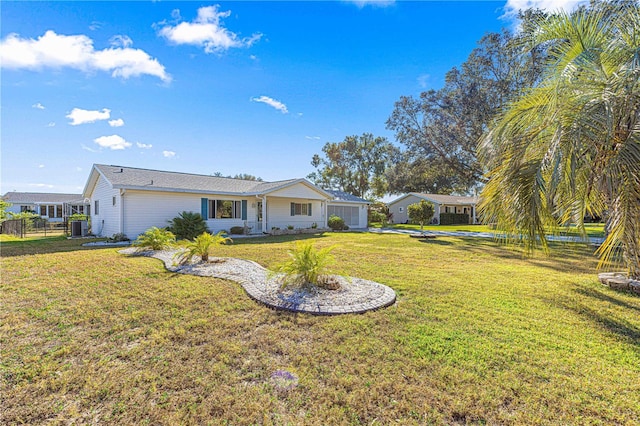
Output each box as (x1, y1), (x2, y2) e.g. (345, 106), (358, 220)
(157, 5), (262, 54)
(108, 118), (124, 127)
(67, 108), (111, 125)
(94, 134), (132, 150)
(81, 144), (100, 153)
(28, 183), (54, 189)
(137, 142), (152, 149)
(110, 35), (133, 48)
(0, 30), (171, 82)
(76, 167), (83, 172)
(305, 136), (321, 140)
(344, 0), (395, 8)
(38, 164), (45, 168)
(47, 122), (56, 127)
(417, 74), (430, 88)
(163, 150), (176, 158)
(32, 102), (45, 109)
(251, 95), (288, 114)
(503, 0), (588, 20)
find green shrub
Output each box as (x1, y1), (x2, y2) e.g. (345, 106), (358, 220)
(439, 213), (470, 225)
(368, 210), (386, 224)
(179, 231), (232, 263)
(134, 227), (176, 250)
(408, 200), (435, 230)
(328, 215), (346, 231)
(167, 211), (208, 240)
(230, 226), (245, 235)
(69, 214), (89, 222)
(287, 225), (294, 230)
(270, 241), (338, 290)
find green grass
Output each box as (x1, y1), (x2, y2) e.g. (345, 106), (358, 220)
(1, 232), (638, 424)
(373, 222), (606, 237)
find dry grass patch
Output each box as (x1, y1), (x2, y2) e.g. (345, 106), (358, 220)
(1, 233), (639, 424)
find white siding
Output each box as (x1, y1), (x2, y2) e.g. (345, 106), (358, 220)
(266, 198), (324, 230)
(122, 190), (200, 238)
(268, 183), (327, 200)
(89, 175), (121, 237)
(389, 195), (424, 224)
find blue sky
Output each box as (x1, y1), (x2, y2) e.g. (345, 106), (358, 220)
(1, 0), (583, 195)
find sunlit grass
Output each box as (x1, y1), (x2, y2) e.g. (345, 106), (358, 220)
(1, 232), (638, 424)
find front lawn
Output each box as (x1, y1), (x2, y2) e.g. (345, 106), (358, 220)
(1, 232), (638, 424)
(374, 222), (606, 238)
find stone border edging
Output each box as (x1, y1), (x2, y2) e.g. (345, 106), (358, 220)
(119, 248), (396, 315)
(598, 272), (640, 294)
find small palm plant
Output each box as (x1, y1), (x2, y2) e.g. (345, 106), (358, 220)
(270, 241), (338, 290)
(134, 227), (176, 251)
(180, 231), (232, 263)
(167, 211), (209, 240)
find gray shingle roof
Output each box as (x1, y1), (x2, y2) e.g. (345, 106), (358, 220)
(93, 164), (320, 196)
(2, 192), (84, 204)
(325, 190), (369, 203)
(411, 193), (478, 205)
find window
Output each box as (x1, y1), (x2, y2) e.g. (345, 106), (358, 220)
(112, 196), (116, 206)
(95, 200), (100, 215)
(40, 205), (47, 216)
(56, 205), (62, 218)
(291, 203), (312, 216)
(20, 206), (34, 213)
(208, 200), (241, 219)
(48, 205), (55, 218)
(399, 207), (404, 212)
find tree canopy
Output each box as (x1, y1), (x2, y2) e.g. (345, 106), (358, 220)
(386, 23), (544, 195)
(307, 133), (400, 199)
(407, 200), (435, 231)
(478, 0), (640, 278)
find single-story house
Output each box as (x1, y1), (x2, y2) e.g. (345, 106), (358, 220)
(388, 192), (479, 225)
(325, 190), (370, 229)
(1, 191), (90, 222)
(82, 164), (369, 238)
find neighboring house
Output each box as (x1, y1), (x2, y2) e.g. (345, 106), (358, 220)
(388, 193), (479, 225)
(82, 164), (369, 238)
(325, 190), (370, 229)
(1, 191), (89, 222)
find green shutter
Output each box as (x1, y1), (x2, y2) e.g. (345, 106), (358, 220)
(291, 202), (295, 216)
(241, 200), (247, 220)
(308, 203), (312, 216)
(201, 198), (208, 219)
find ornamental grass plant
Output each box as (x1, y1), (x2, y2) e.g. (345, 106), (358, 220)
(179, 231), (232, 263)
(270, 240), (338, 289)
(133, 226), (176, 251)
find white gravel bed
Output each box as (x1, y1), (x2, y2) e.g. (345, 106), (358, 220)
(119, 248), (396, 315)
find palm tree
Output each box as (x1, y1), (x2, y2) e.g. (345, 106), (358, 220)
(478, 1), (640, 278)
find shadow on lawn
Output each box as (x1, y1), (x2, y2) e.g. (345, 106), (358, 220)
(0, 237), (105, 257)
(558, 300), (640, 348)
(441, 236), (599, 275)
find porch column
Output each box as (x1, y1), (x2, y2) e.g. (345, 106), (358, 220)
(472, 205), (476, 224)
(261, 196), (267, 233)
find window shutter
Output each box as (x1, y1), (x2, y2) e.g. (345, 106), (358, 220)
(308, 203), (312, 216)
(291, 203), (295, 216)
(201, 198), (208, 219)
(241, 200), (247, 220)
